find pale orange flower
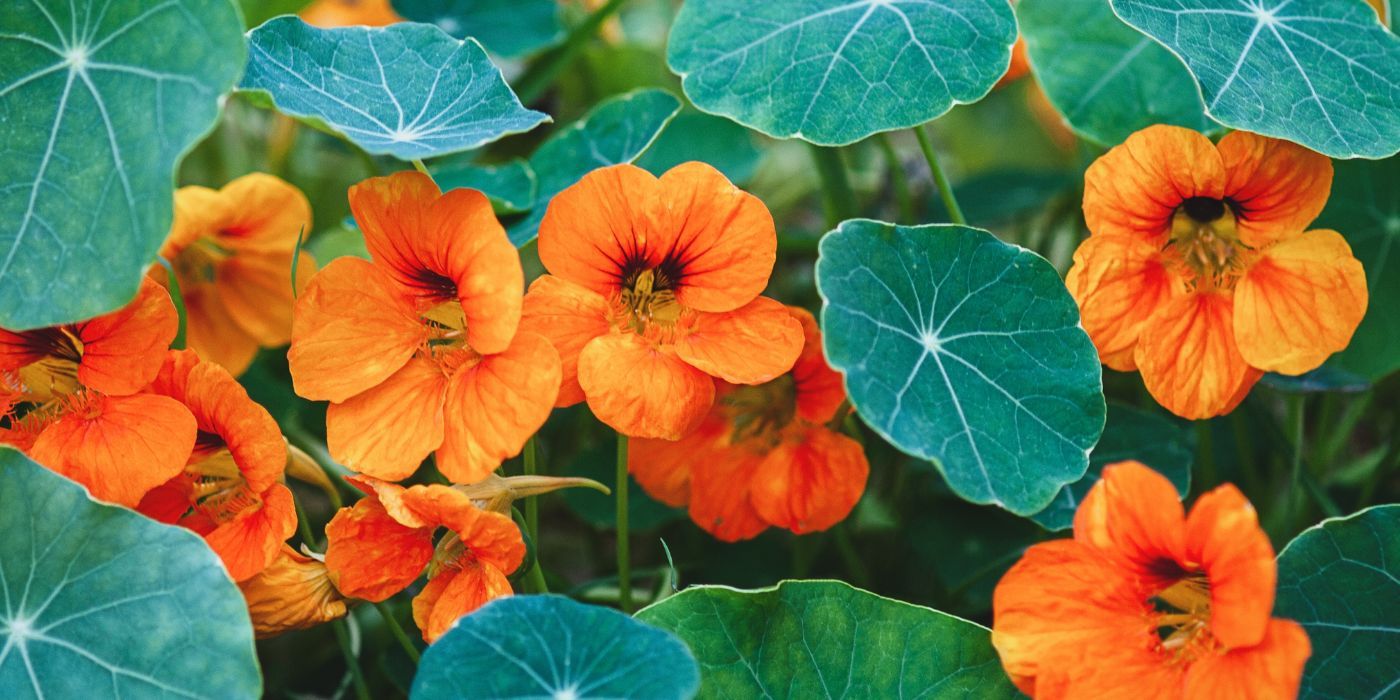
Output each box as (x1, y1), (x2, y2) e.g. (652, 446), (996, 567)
(300, 0), (402, 27)
(240, 544), (349, 638)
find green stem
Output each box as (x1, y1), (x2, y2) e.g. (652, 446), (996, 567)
(616, 431), (633, 613)
(913, 124), (966, 226)
(831, 525), (872, 589)
(374, 602), (421, 664)
(332, 618), (371, 700)
(1195, 420), (1217, 490)
(523, 437), (539, 542)
(411, 159), (433, 181)
(294, 497), (319, 552)
(874, 133), (914, 222)
(515, 0), (630, 103)
(808, 143), (857, 228)
(1287, 395), (1306, 526)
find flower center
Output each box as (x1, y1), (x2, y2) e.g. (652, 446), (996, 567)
(174, 238), (231, 285)
(185, 439), (260, 524)
(620, 268), (682, 333)
(419, 300), (482, 373)
(1151, 572), (1219, 663)
(1168, 197), (1253, 291)
(723, 375), (798, 445)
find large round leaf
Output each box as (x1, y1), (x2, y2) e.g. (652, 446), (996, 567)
(1275, 505), (1399, 700)
(1110, 0), (1400, 159)
(666, 0), (1017, 146)
(637, 580), (1017, 699)
(1018, 0), (1214, 146)
(0, 0), (245, 330)
(0, 449), (260, 698)
(432, 157), (537, 214)
(241, 17), (548, 160)
(410, 594), (698, 700)
(816, 220), (1105, 515)
(392, 0), (563, 58)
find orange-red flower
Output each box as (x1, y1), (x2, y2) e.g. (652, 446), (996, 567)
(300, 0), (402, 27)
(521, 162), (804, 440)
(137, 350), (297, 581)
(992, 461), (1310, 698)
(0, 279), (195, 506)
(288, 171), (560, 483)
(159, 173), (315, 376)
(1069, 125), (1367, 419)
(630, 307), (866, 541)
(240, 544), (349, 638)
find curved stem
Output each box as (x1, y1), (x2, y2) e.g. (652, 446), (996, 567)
(616, 431), (633, 613)
(913, 125), (966, 226)
(808, 143), (857, 228)
(332, 618), (371, 700)
(874, 133), (914, 222)
(374, 602), (421, 664)
(515, 0), (630, 103)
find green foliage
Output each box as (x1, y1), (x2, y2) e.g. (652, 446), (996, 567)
(636, 112), (762, 185)
(561, 443), (684, 531)
(431, 157), (538, 214)
(391, 0), (563, 57)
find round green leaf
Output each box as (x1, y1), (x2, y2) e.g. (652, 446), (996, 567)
(410, 594), (699, 700)
(431, 157), (538, 214)
(637, 580), (1017, 699)
(0, 449), (261, 698)
(0, 0), (245, 330)
(637, 111), (762, 186)
(508, 88), (680, 247)
(1030, 403), (1193, 531)
(816, 220), (1105, 515)
(391, 0), (563, 58)
(241, 17), (548, 160)
(1018, 0), (1214, 146)
(1110, 0), (1400, 159)
(1275, 505), (1400, 700)
(666, 0), (1018, 146)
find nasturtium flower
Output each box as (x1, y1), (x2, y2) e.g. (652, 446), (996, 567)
(300, 0), (402, 27)
(160, 173), (316, 376)
(0, 279), (195, 506)
(992, 461), (1310, 698)
(240, 544), (348, 638)
(137, 350), (298, 581)
(521, 162), (804, 440)
(630, 307), (867, 541)
(288, 171), (561, 483)
(1069, 125), (1367, 419)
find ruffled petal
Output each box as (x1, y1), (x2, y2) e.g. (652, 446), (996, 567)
(323, 496), (434, 602)
(1083, 125), (1227, 244)
(578, 332), (716, 440)
(1073, 461), (1187, 591)
(204, 483), (298, 582)
(327, 358), (448, 482)
(75, 277), (180, 395)
(537, 164), (660, 298)
(1184, 483), (1276, 649)
(674, 296), (804, 385)
(788, 307), (846, 424)
(749, 426), (867, 535)
(519, 275), (612, 407)
(1218, 130), (1333, 248)
(688, 443), (768, 542)
(1066, 234), (1184, 371)
(1135, 291), (1254, 420)
(412, 559), (512, 643)
(1184, 619), (1310, 699)
(628, 409), (731, 508)
(212, 173), (314, 254)
(240, 544), (348, 639)
(399, 486), (525, 574)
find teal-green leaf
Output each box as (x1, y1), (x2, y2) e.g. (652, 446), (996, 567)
(1018, 0), (1214, 146)
(666, 0), (1018, 146)
(410, 595), (699, 699)
(1109, 0), (1400, 159)
(1030, 403), (1192, 531)
(391, 0), (563, 58)
(816, 220), (1105, 515)
(0, 449), (261, 698)
(241, 17), (548, 160)
(431, 157), (537, 214)
(0, 0), (245, 330)
(508, 88), (680, 247)
(636, 111), (762, 185)
(637, 580), (1017, 699)
(1274, 505), (1400, 699)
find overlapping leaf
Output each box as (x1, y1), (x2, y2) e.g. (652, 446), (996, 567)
(392, 0), (563, 57)
(432, 157), (537, 214)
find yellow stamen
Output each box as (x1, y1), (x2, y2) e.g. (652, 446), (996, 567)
(1168, 198), (1253, 291)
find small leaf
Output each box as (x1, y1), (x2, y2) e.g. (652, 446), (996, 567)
(391, 0), (563, 57)
(1275, 505), (1400, 700)
(241, 17), (548, 160)
(637, 111), (763, 185)
(637, 580), (1017, 699)
(816, 220), (1105, 515)
(432, 157), (538, 214)
(666, 0), (1018, 146)
(1110, 0), (1400, 159)
(0, 449), (261, 697)
(410, 595), (699, 700)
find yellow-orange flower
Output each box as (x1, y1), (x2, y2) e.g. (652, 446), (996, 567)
(160, 173), (315, 376)
(1069, 125), (1367, 419)
(288, 171), (560, 483)
(992, 462), (1310, 698)
(239, 544), (348, 638)
(521, 162), (804, 440)
(630, 307), (867, 541)
(300, 0), (402, 27)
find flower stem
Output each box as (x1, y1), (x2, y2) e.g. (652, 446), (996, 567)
(874, 133), (914, 222)
(374, 602), (421, 664)
(515, 0), (630, 103)
(616, 431), (633, 613)
(1287, 395), (1306, 526)
(521, 436), (549, 593)
(808, 143), (856, 229)
(913, 124), (966, 226)
(411, 158), (433, 180)
(332, 618), (372, 700)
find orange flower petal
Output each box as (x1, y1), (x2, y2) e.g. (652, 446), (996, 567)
(538, 164), (661, 299)
(674, 296), (803, 385)
(205, 483), (298, 582)
(324, 496), (434, 602)
(436, 332), (561, 484)
(289, 257), (424, 402)
(76, 277), (179, 396)
(1074, 461), (1187, 590)
(345, 474), (432, 528)
(412, 559), (512, 643)
(212, 173), (314, 254)
(1184, 483), (1276, 649)
(1083, 125), (1226, 243)
(578, 332), (716, 439)
(1135, 291), (1254, 420)
(400, 485), (525, 574)
(688, 444), (768, 542)
(520, 275), (612, 407)
(788, 307), (846, 424)
(181, 282), (260, 376)
(240, 544), (349, 639)
(1218, 131), (1333, 248)
(629, 409), (732, 508)
(1066, 234), (1184, 371)
(215, 249), (314, 347)
(327, 358), (448, 482)
(29, 393), (196, 507)
(1184, 619), (1310, 699)
(164, 185), (233, 257)
(1233, 230), (1368, 375)
(750, 426), (867, 535)
(301, 0), (403, 27)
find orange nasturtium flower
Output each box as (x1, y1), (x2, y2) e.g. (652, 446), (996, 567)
(0, 279), (195, 506)
(992, 461), (1310, 698)
(240, 544), (349, 638)
(1069, 125), (1367, 419)
(159, 173), (316, 376)
(137, 350), (298, 581)
(630, 307), (867, 541)
(288, 171), (561, 483)
(300, 0), (402, 27)
(521, 162), (804, 440)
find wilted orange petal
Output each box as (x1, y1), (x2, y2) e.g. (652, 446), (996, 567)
(787, 307), (846, 424)
(412, 559), (512, 643)
(181, 282), (260, 376)
(750, 427), (867, 535)
(538, 164), (659, 299)
(688, 444), (768, 542)
(629, 410), (730, 508)
(675, 296), (803, 385)
(1083, 125), (1226, 243)
(323, 497), (434, 602)
(345, 474), (431, 529)
(76, 277), (179, 396)
(327, 358), (448, 482)
(1135, 291), (1254, 420)
(1184, 619), (1310, 699)
(520, 275), (612, 407)
(1218, 131), (1333, 248)
(205, 483), (298, 582)
(1184, 483), (1276, 649)
(1065, 234), (1184, 371)
(240, 544), (349, 639)
(1073, 461), (1187, 590)
(578, 332), (716, 440)
(400, 485), (525, 575)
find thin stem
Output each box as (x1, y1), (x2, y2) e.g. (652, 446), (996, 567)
(831, 524), (871, 589)
(294, 497), (319, 552)
(874, 133), (914, 222)
(525, 560), (549, 594)
(913, 124), (966, 226)
(332, 618), (372, 700)
(807, 143), (856, 228)
(1195, 421), (1217, 490)
(1287, 395), (1306, 526)
(515, 0), (630, 103)
(616, 431), (633, 613)
(374, 602), (421, 664)
(411, 159), (433, 180)
(520, 437), (548, 593)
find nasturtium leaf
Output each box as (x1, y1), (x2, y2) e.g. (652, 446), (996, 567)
(391, 0), (563, 58)
(1274, 505), (1400, 699)
(237, 0), (311, 28)
(0, 449), (261, 698)
(1030, 403), (1192, 531)
(410, 595), (698, 700)
(816, 220), (1105, 515)
(431, 157), (537, 214)
(1017, 0), (1214, 146)
(666, 0), (1018, 146)
(637, 111), (762, 185)
(1260, 365), (1371, 393)
(1110, 0), (1400, 159)
(507, 88), (680, 247)
(637, 580), (1017, 699)
(0, 0), (245, 330)
(241, 17), (548, 160)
